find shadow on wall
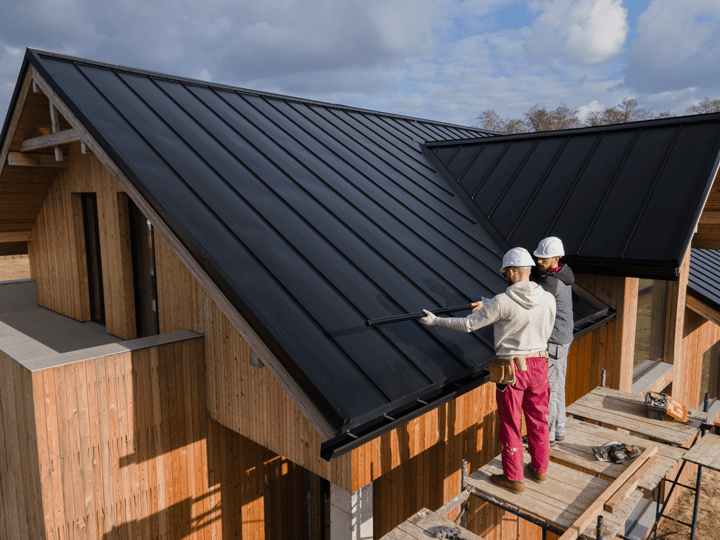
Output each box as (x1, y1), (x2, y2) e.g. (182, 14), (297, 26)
(373, 390), (502, 537)
(102, 340), (324, 540)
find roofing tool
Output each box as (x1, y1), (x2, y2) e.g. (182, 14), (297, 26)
(592, 441), (641, 464)
(434, 526), (463, 539)
(365, 304), (474, 327)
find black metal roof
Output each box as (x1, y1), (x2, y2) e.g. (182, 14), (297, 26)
(688, 249), (720, 313)
(4, 49), (616, 459)
(427, 117), (720, 279)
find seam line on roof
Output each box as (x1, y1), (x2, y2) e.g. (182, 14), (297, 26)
(457, 142), (486, 183)
(620, 125), (684, 258)
(321, 106), (455, 195)
(384, 113), (442, 141)
(544, 132), (605, 238)
(471, 142), (513, 200)
(489, 138), (541, 218)
(291, 102), (470, 223)
(577, 128), (643, 254)
(507, 135), (571, 241)
(341, 110), (437, 174)
(363, 113), (439, 172)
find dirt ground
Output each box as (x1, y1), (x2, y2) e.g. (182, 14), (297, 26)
(0, 254), (30, 281)
(654, 468), (720, 539)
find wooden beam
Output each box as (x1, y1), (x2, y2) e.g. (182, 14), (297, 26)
(558, 445), (658, 540)
(7, 151), (66, 168)
(699, 211), (720, 225)
(687, 294), (720, 329)
(20, 128), (80, 152)
(603, 454), (659, 512)
(0, 232), (32, 243)
(29, 65), (337, 441)
(664, 248), (690, 366)
(0, 70), (33, 179)
(48, 103), (63, 161)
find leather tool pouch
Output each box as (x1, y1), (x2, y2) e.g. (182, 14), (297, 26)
(515, 356), (528, 372)
(489, 358), (515, 386)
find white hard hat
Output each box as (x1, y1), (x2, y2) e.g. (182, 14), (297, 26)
(534, 236), (565, 258)
(500, 247), (536, 271)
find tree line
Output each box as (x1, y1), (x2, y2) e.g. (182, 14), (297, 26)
(476, 97), (720, 134)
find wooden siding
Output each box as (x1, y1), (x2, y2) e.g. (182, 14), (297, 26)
(570, 274), (639, 397)
(692, 165), (720, 249)
(153, 232), (354, 491)
(371, 381), (544, 540)
(28, 146), (136, 339)
(681, 308), (720, 408)
(0, 337), (316, 540)
(0, 350), (44, 540)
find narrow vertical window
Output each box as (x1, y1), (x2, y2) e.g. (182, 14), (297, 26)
(81, 193), (106, 325)
(127, 198), (159, 337)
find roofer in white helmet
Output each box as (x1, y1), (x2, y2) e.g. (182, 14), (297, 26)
(420, 247), (556, 492)
(533, 236), (574, 447)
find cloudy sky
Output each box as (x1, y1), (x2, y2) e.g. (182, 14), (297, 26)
(1, 0), (719, 127)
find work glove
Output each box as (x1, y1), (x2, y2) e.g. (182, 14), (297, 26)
(419, 309), (437, 326)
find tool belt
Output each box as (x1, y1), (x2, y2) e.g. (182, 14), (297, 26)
(489, 351), (548, 386)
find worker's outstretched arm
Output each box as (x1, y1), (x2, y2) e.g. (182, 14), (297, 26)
(420, 297), (499, 332)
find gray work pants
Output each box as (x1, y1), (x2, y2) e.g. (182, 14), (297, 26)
(547, 342), (571, 442)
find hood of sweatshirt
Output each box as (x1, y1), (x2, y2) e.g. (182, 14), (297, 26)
(551, 263), (575, 286)
(505, 281), (547, 310)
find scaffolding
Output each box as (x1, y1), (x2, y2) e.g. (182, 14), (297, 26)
(381, 386), (716, 540)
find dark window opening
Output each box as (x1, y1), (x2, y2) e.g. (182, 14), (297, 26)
(127, 197), (159, 337)
(81, 193), (105, 325)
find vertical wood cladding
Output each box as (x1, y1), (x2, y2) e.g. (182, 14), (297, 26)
(0, 351), (44, 540)
(5, 338), (312, 540)
(570, 274), (638, 398)
(29, 146), (136, 339)
(682, 308), (720, 408)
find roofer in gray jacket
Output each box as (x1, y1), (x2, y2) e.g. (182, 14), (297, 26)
(533, 236), (574, 447)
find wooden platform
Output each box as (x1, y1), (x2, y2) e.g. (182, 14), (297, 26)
(681, 433), (720, 471)
(551, 417), (685, 493)
(380, 507), (485, 540)
(566, 386), (699, 448)
(467, 454), (643, 539)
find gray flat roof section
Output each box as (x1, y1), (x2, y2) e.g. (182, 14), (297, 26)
(427, 115), (720, 278)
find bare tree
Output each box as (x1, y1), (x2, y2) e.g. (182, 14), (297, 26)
(475, 110), (527, 134)
(686, 97), (720, 114)
(584, 98), (655, 126)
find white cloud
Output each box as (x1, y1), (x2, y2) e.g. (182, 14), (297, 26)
(524, 0), (628, 65)
(625, 0), (720, 92)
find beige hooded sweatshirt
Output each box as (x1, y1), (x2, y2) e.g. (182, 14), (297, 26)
(433, 281), (556, 359)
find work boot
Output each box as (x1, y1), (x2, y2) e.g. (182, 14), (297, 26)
(526, 464), (547, 484)
(490, 474), (525, 492)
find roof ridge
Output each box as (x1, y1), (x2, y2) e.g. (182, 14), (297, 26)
(27, 48), (491, 135)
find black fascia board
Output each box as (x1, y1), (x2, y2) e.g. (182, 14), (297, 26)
(424, 111), (720, 148)
(26, 49), (346, 432)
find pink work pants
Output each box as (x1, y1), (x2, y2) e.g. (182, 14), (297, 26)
(495, 357), (550, 482)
